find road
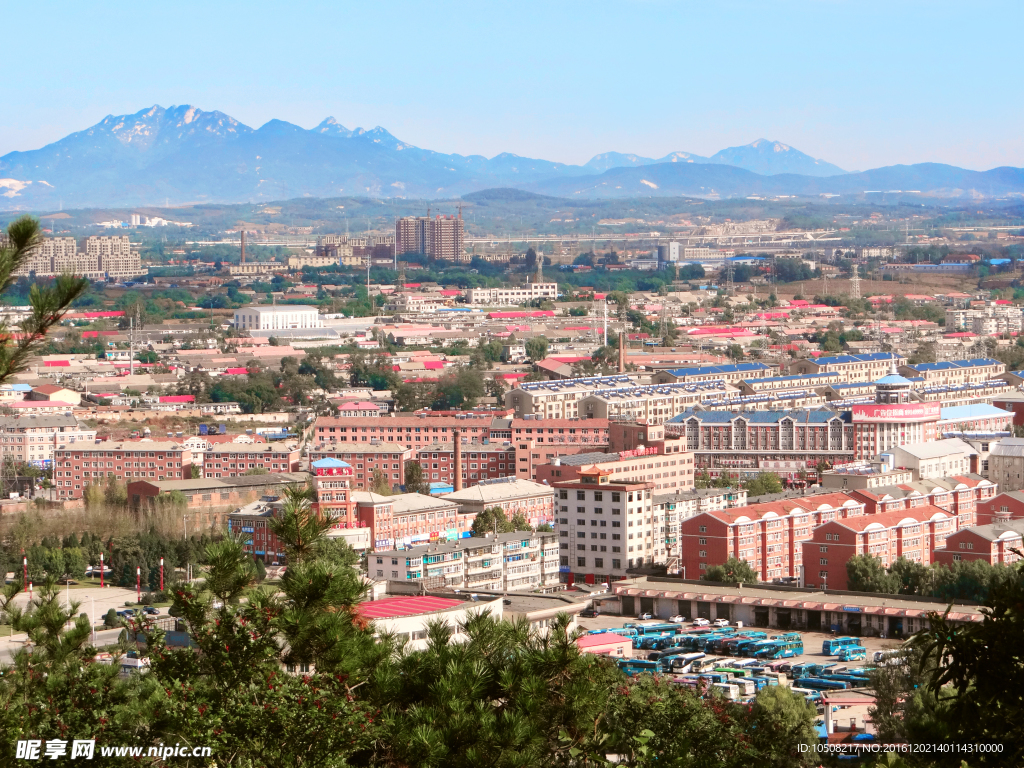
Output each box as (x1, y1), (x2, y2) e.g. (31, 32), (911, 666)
(0, 585), (149, 663)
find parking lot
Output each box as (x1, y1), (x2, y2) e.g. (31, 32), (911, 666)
(576, 614), (904, 734)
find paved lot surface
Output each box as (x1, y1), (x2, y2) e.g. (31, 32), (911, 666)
(576, 614), (906, 734)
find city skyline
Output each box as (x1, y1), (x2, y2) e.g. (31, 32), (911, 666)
(2, 1), (1023, 172)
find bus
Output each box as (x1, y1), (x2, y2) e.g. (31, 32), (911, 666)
(711, 682), (740, 701)
(714, 667), (754, 678)
(822, 673), (871, 688)
(822, 636), (859, 655)
(663, 652), (706, 672)
(616, 659), (660, 676)
(627, 622), (684, 636)
(837, 646), (867, 662)
(756, 638), (804, 660)
(797, 677), (850, 691)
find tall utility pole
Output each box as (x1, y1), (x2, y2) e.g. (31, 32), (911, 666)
(603, 300), (608, 347)
(850, 264), (861, 299)
(129, 315), (134, 376)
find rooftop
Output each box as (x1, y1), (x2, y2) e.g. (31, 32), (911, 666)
(441, 477), (554, 503)
(356, 596), (467, 620)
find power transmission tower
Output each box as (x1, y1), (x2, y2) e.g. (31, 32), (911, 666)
(850, 264), (861, 299)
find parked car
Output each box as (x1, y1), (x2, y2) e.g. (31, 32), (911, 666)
(669, 615), (686, 623)
(143, 606), (159, 615)
(692, 618), (711, 627)
(712, 619), (730, 627)
(637, 612), (653, 620)
(580, 608), (599, 618)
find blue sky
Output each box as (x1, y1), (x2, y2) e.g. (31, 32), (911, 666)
(2, 1), (1021, 171)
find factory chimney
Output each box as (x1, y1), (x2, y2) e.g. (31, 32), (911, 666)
(618, 331), (626, 373)
(240, 230), (246, 264)
(453, 428), (463, 491)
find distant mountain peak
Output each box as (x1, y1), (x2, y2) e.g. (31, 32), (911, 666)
(315, 117), (352, 136)
(710, 139), (844, 176)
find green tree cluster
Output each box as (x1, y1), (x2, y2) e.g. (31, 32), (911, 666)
(702, 557), (759, 583)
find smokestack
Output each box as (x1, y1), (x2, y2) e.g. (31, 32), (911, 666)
(453, 429), (463, 491)
(240, 230), (246, 264)
(618, 331), (626, 373)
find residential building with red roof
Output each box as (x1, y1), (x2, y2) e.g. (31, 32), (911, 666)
(802, 505), (957, 590)
(679, 493), (867, 582)
(932, 519), (1024, 567)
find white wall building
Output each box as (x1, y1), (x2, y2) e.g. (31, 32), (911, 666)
(467, 283), (558, 305)
(233, 305), (323, 331)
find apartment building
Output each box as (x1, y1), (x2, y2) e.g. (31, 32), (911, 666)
(899, 358), (1005, 387)
(441, 477), (555, 529)
(306, 443), (413, 492)
(803, 506), (957, 590)
(466, 283), (559, 305)
(233, 305), (322, 331)
(508, 417), (610, 479)
(946, 303), (1023, 335)
(554, 466), (657, 584)
(537, 443), (695, 493)
(653, 362), (775, 386)
(15, 234), (145, 280)
(203, 444), (301, 478)
(313, 413), (496, 446)
(396, 214), (464, 260)
(372, 530), (560, 591)
(287, 254), (342, 269)
(312, 457), (357, 527)
(578, 381), (735, 424)
(851, 475), (994, 529)
(788, 352), (906, 382)
(986, 438), (1024, 492)
(665, 408), (855, 482)
(228, 262), (279, 276)
(0, 414), (96, 468)
(932, 520), (1024, 566)
(678, 493), (867, 582)
(354, 491), (464, 550)
(54, 441), (193, 500)
(976, 489), (1024, 525)
(411, 440), (516, 486)
(654, 487), (749, 564)
(505, 374), (646, 419)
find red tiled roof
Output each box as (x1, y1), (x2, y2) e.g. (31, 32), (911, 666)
(356, 596), (464, 619)
(832, 505), (952, 532)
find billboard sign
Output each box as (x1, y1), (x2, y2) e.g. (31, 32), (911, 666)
(851, 402), (940, 423)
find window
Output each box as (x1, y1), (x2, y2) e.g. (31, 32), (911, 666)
(612, 559), (621, 569)
(698, 538), (706, 545)
(577, 557), (586, 567)
(594, 558), (604, 568)
(699, 525), (707, 533)
(577, 491), (585, 501)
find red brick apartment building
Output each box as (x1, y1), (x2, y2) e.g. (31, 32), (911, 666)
(307, 443), (414, 492)
(412, 440), (516, 487)
(976, 490), (1024, 525)
(54, 441), (193, 500)
(932, 519), (1024, 566)
(851, 475), (995, 528)
(678, 494), (867, 582)
(203, 444), (300, 478)
(803, 506), (956, 590)
(313, 414), (495, 446)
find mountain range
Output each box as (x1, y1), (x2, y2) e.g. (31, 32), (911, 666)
(0, 104), (1020, 209)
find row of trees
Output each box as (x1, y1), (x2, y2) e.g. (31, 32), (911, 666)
(846, 552), (1021, 603)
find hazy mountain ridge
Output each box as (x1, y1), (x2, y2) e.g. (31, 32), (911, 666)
(0, 104), (1018, 208)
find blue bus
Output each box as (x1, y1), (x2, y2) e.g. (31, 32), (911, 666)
(822, 636), (859, 655)
(616, 659), (661, 676)
(756, 638), (804, 660)
(797, 677), (849, 691)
